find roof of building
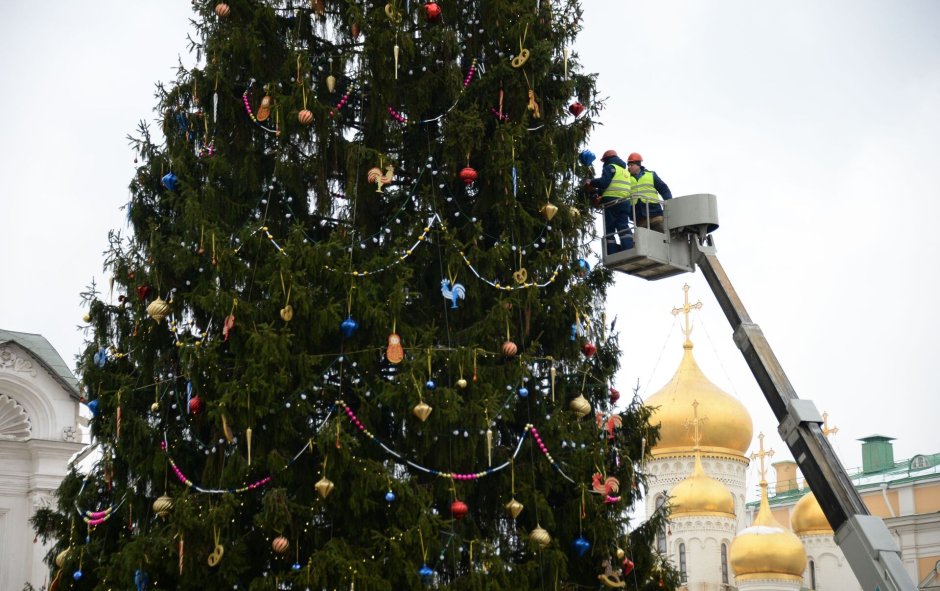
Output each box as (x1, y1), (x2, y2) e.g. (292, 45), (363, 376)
(750, 452), (940, 509)
(0, 329), (80, 398)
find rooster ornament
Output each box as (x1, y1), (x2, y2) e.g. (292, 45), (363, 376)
(440, 279), (466, 308)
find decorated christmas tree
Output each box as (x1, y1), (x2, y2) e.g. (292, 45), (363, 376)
(33, 1), (679, 589)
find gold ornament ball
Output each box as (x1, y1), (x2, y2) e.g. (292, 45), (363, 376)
(146, 297), (171, 323)
(82, 313), (92, 323)
(150, 402), (159, 413)
(153, 494), (173, 518)
(298, 109), (314, 125)
(456, 378), (468, 389)
(540, 203), (558, 221)
(616, 547), (626, 560)
(504, 498), (524, 519)
(55, 548), (70, 568)
(569, 394), (591, 418)
(412, 401), (433, 422)
(529, 525), (551, 549)
(271, 535), (290, 554)
(214, 3), (231, 17)
(279, 305), (294, 321)
(315, 476), (335, 499)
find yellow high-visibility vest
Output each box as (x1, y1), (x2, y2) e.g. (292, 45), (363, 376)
(629, 171), (659, 204)
(601, 164), (630, 199)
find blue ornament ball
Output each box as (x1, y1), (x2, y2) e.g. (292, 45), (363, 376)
(161, 172), (178, 191)
(339, 316), (358, 338)
(517, 387), (529, 398)
(93, 347), (107, 368)
(419, 564), (435, 581)
(292, 562), (302, 571)
(385, 490), (396, 503)
(579, 150), (596, 167)
(73, 570), (83, 581)
(86, 399), (99, 418)
(425, 379), (436, 390)
(572, 535), (591, 557)
(576, 258), (590, 276)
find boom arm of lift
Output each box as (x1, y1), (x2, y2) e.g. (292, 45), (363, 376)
(691, 240), (917, 591)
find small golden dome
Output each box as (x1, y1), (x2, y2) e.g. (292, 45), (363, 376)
(791, 491), (833, 535)
(730, 483), (807, 582)
(645, 342), (753, 458)
(670, 453), (735, 517)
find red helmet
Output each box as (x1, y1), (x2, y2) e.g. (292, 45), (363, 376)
(627, 152), (643, 163)
(601, 150), (618, 161)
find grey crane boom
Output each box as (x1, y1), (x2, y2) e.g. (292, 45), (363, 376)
(603, 193), (917, 590)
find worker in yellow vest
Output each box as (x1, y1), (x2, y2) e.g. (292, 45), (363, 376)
(585, 150), (634, 253)
(625, 152), (672, 232)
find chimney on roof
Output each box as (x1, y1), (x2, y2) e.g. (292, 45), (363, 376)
(772, 460), (799, 494)
(860, 435), (895, 474)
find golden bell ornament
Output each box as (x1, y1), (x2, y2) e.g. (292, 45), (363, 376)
(214, 3), (230, 17)
(326, 74), (336, 93)
(540, 203), (558, 221)
(504, 498), (524, 519)
(146, 297), (171, 323)
(279, 305), (293, 321)
(569, 394), (591, 418)
(529, 525), (551, 549)
(315, 476), (335, 499)
(271, 535), (290, 554)
(55, 548), (70, 568)
(412, 401), (433, 422)
(153, 494), (173, 518)
(298, 109), (314, 125)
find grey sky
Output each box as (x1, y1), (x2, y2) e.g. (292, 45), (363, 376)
(1, 1), (937, 497)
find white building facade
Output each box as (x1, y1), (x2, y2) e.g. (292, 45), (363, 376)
(0, 330), (84, 591)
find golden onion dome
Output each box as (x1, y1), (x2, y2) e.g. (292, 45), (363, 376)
(645, 341), (753, 458)
(730, 483), (807, 582)
(670, 452), (735, 517)
(791, 491), (833, 536)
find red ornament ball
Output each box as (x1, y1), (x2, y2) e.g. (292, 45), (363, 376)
(271, 535), (289, 555)
(188, 395), (204, 415)
(298, 109), (314, 125)
(609, 387), (621, 404)
(568, 101), (586, 117)
(622, 557), (635, 576)
(582, 342), (597, 358)
(424, 2), (442, 22)
(450, 499), (469, 520)
(501, 340), (518, 357)
(459, 166), (478, 185)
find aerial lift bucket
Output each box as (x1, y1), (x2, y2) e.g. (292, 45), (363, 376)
(602, 193), (719, 280)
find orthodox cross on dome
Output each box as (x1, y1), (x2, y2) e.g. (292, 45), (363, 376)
(822, 412), (839, 439)
(672, 283), (703, 346)
(685, 400), (708, 447)
(751, 432), (775, 483)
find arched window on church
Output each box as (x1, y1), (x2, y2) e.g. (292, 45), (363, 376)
(720, 543), (729, 584)
(678, 542), (687, 583)
(808, 559), (817, 589)
(655, 494), (667, 554)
